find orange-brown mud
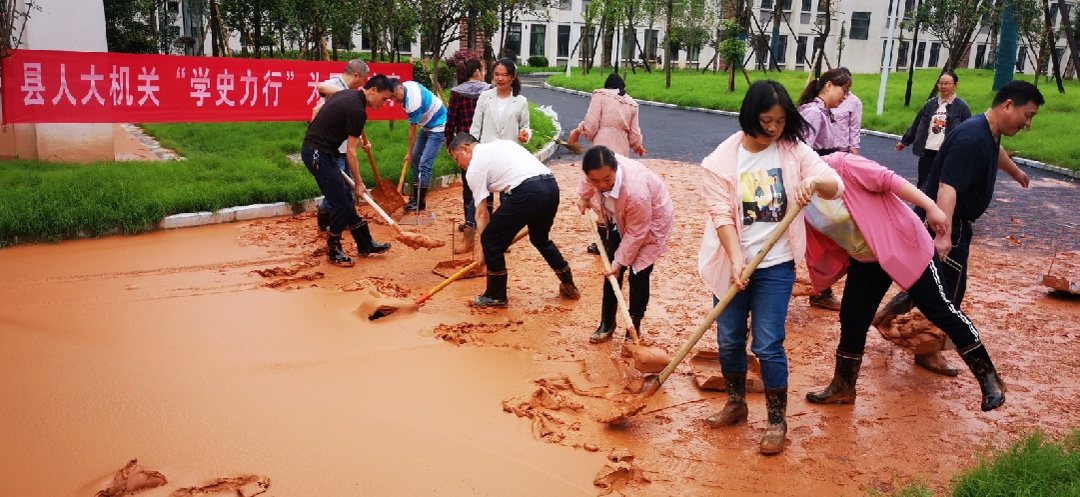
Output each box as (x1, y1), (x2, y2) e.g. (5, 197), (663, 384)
(2, 158), (1079, 496)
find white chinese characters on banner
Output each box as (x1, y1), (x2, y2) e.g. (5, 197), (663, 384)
(21, 63), (45, 105)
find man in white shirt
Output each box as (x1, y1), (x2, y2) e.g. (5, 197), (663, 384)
(448, 132), (580, 307)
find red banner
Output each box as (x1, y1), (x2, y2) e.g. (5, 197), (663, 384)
(0, 50), (412, 124)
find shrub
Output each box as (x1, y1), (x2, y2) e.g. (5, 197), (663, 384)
(527, 55), (549, 67)
(445, 49), (485, 68)
(410, 59), (455, 92)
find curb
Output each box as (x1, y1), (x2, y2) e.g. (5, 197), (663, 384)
(543, 82), (1080, 180)
(158, 114), (565, 231)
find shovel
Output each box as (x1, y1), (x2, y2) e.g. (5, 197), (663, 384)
(362, 130), (406, 215)
(598, 203), (804, 423)
(340, 170), (445, 250)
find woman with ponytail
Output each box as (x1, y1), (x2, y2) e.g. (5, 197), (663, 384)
(797, 68), (851, 156)
(470, 58), (532, 145)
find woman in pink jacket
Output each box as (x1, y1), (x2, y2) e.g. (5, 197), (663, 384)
(802, 152), (1006, 412)
(568, 74), (646, 157)
(698, 80), (842, 455)
(576, 145), (674, 343)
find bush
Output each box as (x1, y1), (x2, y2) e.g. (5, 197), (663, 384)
(498, 48), (517, 61)
(445, 49), (485, 68)
(527, 55), (550, 67)
(411, 59), (455, 92)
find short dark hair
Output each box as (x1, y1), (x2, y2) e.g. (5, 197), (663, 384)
(363, 74), (393, 92)
(992, 80), (1044, 108)
(604, 73), (626, 96)
(582, 145), (617, 173)
(940, 69), (958, 84)
(449, 132), (478, 152)
(739, 80), (808, 145)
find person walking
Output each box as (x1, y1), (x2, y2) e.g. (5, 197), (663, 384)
(576, 146), (673, 343)
(301, 75), (395, 267)
(449, 133), (580, 308)
(444, 58), (492, 254)
(895, 69), (971, 190)
(698, 80), (843, 455)
(391, 78), (448, 212)
(802, 152), (1006, 412)
(312, 59), (369, 235)
(796, 68), (852, 311)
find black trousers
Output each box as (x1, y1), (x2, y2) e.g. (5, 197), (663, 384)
(600, 227), (654, 318)
(302, 145), (363, 234)
(916, 149), (938, 190)
(481, 175), (568, 274)
(837, 253), (980, 355)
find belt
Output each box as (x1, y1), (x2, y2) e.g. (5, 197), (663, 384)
(506, 174), (554, 194)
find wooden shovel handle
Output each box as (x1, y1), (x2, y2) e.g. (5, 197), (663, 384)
(416, 228), (530, 305)
(341, 170), (405, 236)
(583, 210), (640, 342)
(360, 130), (383, 183)
(643, 203), (805, 397)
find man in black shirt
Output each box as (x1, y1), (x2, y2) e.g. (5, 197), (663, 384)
(301, 74), (395, 267)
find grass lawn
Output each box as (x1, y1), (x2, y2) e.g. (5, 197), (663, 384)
(0, 106), (555, 246)
(548, 67), (1079, 170)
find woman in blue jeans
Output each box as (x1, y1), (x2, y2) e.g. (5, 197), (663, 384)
(697, 80), (843, 455)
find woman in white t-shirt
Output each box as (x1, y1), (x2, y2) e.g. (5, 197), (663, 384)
(895, 69), (971, 189)
(697, 80), (843, 455)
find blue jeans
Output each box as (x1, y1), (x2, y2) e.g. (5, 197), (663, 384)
(409, 129), (446, 188)
(319, 154), (353, 211)
(715, 261), (796, 389)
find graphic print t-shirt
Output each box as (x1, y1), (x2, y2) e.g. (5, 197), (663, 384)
(737, 142), (791, 269)
(924, 100), (949, 151)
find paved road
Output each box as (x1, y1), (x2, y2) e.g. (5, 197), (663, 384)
(521, 74), (1080, 253)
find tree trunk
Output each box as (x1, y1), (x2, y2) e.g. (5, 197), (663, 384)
(664, 0), (673, 88)
(993, 0), (1019, 91)
(814, 0), (831, 77)
(904, 0), (922, 107)
(1057, 0), (1080, 82)
(601, 15), (614, 70)
(209, 0), (221, 56)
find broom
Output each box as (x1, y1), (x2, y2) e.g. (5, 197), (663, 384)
(545, 135), (586, 155)
(341, 171), (445, 250)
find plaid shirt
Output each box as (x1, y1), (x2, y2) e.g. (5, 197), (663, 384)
(445, 91), (480, 145)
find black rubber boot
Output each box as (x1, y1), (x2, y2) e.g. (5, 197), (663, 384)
(958, 342), (1006, 412)
(350, 222), (391, 256)
(471, 270), (508, 307)
(554, 266), (580, 300)
(316, 209), (331, 234)
(589, 304), (617, 343)
(705, 372), (748, 427)
(872, 291), (914, 329)
(760, 386), (788, 454)
(327, 234), (354, 267)
(806, 351), (863, 404)
(404, 187), (428, 211)
(627, 315), (643, 340)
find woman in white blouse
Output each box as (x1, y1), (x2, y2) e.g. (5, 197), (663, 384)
(470, 58), (532, 144)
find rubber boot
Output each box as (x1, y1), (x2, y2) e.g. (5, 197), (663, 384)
(350, 222), (391, 256)
(958, 342), (1006, 411)
(455, 226), (475, 255)
(627, 315), (643, 340)
(327, 233), (354, 267)
(705, 372), (749, 427)
(872, 291), (913, 329)
(914, 350), (960, 377)
(404, 187), (428, 211)
(554, 266), (581, 300)
(760, 386), (788, 455)
(316, 209), (331, 234)
(589, 303), (617, 343)
(809, 287), (841, 311)
(806, 351), (863, 404)
(471, 270), (508, 307)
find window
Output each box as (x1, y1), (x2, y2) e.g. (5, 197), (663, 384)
(579, 26), (595, 61)
(802, 0), (812, 11)
(775, 34), (788, 66)
(506, 23), (522, 57)
(762, 0), (793, 10)
(904, 0), (916, 18)
(1051, 3), (1059, 24)
(1016, 46), (1028, 71)
(796, 35), (808, 65)
(1055, 47), (1065, 67)
(531, 24), (546, 56)
(558, 0), (570, 9)
(398, 36), (412, 53)
(782, 0), (793, 9)
(881, 40), (892, 67)
(915, 41), (926, 67)
(622, 28), (637, 59)
(557, 25), (570, 58)
(756, 35), (771, 68)
(360, 31), (372, 51)
(975, 44), (987, 68)
(688, 44), (701, 63)
(928, 42), (940, 66)
(850, 12), (870, 40)
(897, 40), (910, 68)
(647, 29), (660, 61)
(762, 0), (773, 8)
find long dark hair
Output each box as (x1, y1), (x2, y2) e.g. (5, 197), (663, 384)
(798, 68), (851, 106)
(455, 58), (484, 85)
(604, 73), (626, 96)
(493, 58), (521, 96)
(740, 80), (808, 145)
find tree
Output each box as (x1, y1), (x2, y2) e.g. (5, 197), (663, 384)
(103, 0), (158, 54)
(911, 0), (994, 98)
(717, 17), (746, 92)
(670, 0), (717, 72)
(0, 0), (36, 58)
(993, 0), (1019, 90)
